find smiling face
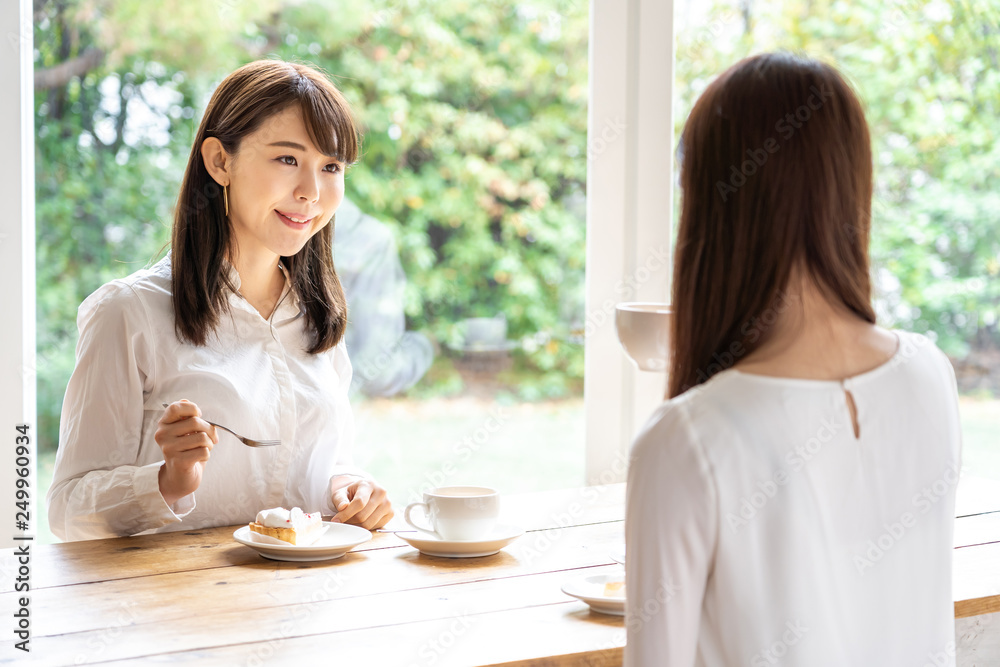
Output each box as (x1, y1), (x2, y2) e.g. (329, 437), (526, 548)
(218, 105), (346, 265)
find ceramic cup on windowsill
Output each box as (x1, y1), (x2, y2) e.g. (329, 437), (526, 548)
(615, 302), (672, 372)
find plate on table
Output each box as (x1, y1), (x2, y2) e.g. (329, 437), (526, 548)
(394, 524), (524, 558)
(233, 522), (371, 562)
(561, 573), (626, 616)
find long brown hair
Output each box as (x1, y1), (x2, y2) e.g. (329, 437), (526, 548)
(171, 59), (359, 354)
(669, 52), (875, 398)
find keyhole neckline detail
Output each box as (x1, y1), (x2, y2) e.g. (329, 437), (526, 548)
(841, 383), (861, 440)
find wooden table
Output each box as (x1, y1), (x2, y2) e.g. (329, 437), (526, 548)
(0, 485), (629, 666)
(2, 482), (998, 666)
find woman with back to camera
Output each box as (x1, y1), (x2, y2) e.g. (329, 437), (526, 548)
(47, 60), (394, 540)
(625, 53), (961, 665)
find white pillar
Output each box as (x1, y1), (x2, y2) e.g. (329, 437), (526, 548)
(0, 0), (37, 547)
(585, 0), (674, 484)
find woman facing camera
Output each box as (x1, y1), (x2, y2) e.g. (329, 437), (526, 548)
(47, 60), (393, 540)
(625, 53), (961, 665)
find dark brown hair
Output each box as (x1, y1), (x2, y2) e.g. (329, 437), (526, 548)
(171, 59), (359, 354)
(669, 52), (875, 398)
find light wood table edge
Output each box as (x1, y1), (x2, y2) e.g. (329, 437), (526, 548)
(956, 595), (1000, 619)
(481, 647), (624, 667)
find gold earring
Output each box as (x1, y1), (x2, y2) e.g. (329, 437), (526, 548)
(223, 184), (229, 217)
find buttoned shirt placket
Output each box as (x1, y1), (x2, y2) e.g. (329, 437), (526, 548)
(227, 263), (304, 509)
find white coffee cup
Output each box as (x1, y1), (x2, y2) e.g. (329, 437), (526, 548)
(615, 302), (672, 372)
(404, 486), (500, 541)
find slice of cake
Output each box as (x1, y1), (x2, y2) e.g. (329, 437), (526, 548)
(249, 507), (324, 546)
(603, 580), (625, 598)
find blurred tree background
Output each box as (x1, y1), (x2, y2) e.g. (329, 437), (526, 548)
(673, 0), (1000, 385)
(34, 0), (999, 455)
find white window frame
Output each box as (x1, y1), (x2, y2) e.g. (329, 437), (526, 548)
(0, 0), (670, 549)
(1, 0), (37, 549)
(584, 0), (675, 484)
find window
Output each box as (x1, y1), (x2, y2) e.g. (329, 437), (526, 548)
(21, 0), (679, 543)
(14, 0), (989, 550)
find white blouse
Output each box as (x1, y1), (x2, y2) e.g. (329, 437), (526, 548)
(625, 330), (962, 666)
(47, 255), (367, 541)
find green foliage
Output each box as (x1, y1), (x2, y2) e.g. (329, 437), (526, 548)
(288, 1), (591, 368)
(674, 0), (1000, 357)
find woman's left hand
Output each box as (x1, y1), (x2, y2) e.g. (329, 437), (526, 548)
(329, 476), (394, 530)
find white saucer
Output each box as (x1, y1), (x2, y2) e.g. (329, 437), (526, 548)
(561, 573), (626, 616)
(233, 522), (371, 562)
(609, 544), (626, 565)
(394, 523), (524, 558)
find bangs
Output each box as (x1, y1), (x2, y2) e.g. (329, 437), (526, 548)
(296, 75), (360, 166)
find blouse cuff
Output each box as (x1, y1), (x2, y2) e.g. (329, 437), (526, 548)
(330, 466), (372, 482)
(134, 462), (197, 523)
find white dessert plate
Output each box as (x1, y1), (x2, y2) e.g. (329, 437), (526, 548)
(609, 544), (626, 565)
(394, 523), (524, 558)
(561, 573), (626, 616)
(233, 522), (371, 562)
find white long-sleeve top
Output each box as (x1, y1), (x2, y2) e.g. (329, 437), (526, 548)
(625, 330), (962, 666)
(48, 255), (367, 541)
